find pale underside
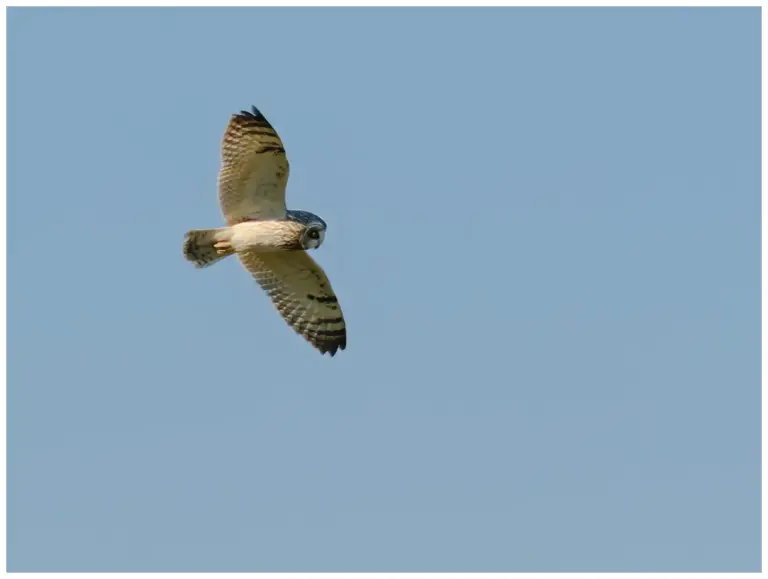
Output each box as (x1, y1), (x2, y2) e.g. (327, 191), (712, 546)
(216, 106), (346, 355)
(218, 107), (289, 223)
(238, 250), (346, 355)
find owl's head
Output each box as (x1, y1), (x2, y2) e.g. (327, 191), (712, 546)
(300, 222), (326, 249)
(287, 210), (327, 250)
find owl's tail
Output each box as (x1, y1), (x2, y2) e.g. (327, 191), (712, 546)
(183, 228), (235, 268)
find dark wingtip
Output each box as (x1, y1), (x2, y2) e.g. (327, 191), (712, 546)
(234, 104), (272, 128)
(237, 105), (260, 117)
(322, 340), (346, 357)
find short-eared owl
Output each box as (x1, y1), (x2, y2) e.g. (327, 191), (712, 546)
(183, 105), (346, 356)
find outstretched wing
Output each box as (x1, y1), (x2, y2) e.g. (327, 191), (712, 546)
(218, 106), (289, 224)
(239, 250), (347, 356)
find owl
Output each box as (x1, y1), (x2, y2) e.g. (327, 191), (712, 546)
(183, 105), (346, 356)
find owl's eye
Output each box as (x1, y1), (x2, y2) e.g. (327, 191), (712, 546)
(309, 230), (320, 240)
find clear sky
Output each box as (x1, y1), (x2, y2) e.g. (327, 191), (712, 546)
(7, 7), (761, 573)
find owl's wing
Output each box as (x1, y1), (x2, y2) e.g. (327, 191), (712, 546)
(218, 106), (289, 223)
(239, 250), (347, 356)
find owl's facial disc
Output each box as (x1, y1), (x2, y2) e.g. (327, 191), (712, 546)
(301, 223), (326, 249)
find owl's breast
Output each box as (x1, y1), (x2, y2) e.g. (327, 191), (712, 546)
(229, 220), (304, 252)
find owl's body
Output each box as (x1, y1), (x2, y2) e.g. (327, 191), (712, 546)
(183, 106), (346, 356)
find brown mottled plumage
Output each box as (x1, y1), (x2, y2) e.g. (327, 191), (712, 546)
(182, 106), (346, 356)
(218, 106), (290, 224)
(239, 250), (347, 356)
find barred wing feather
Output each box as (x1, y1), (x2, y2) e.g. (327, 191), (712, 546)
(239, 250), (347, 356)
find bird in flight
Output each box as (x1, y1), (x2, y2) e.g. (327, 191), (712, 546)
(183, 105), (346, 356)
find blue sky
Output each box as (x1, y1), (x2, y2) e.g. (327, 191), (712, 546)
(7, 7), (761, 572)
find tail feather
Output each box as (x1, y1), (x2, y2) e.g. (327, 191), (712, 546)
(183, 228), (234, 268)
